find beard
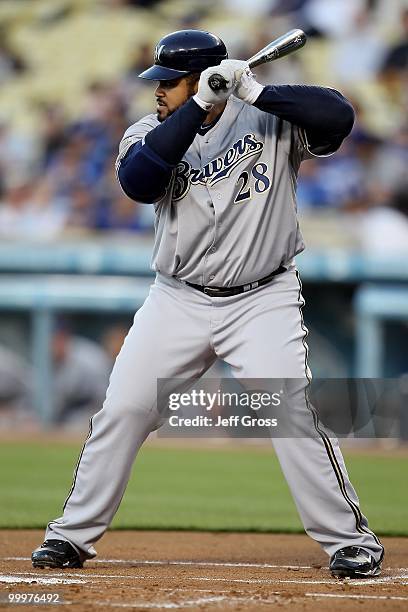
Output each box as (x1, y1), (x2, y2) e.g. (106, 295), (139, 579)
(156, 87), (196, 122)
(156, 108), (175, 123)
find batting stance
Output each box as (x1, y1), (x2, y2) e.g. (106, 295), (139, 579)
(32, 30), (384, 578)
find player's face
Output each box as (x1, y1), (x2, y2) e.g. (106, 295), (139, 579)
(155, 76), (198, 122)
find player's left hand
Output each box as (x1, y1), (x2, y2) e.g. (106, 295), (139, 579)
(195, 60), (248, 109)
(234, 67), (264, 104)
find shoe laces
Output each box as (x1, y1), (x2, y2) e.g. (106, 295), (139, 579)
(42, 540), (66, 549)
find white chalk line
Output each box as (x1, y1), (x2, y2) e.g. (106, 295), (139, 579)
(0, 574), (85, 585)
(99, 559), (313, 570)
(7, 570), (408, 587)
(90, 594), (285, 609)
(1, 571), (319, 585)
(4, 557), (313, 570)
(92, 596), (230, 609)
(88, 590), (408, 610)
(140, 588), (231, 594)
(2, 570), (408, 607)
(5, 557), (408, 573)
(306, 592), (408, 602)
(79, 591), (408, 610)
(351, 575), (408, 586)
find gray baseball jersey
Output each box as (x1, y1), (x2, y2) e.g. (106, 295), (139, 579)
(43, 91), (383, 569)
(117, 96), (309, 287)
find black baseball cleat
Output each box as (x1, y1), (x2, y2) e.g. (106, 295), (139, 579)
(31, 539), (83, 569)
(330, 546), (383, 579)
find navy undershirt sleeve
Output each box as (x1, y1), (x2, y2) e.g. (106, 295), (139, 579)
(117, 98), (208, 203)
(254, 85), (355, 153)
(145, 98), (208, 165)
(118, 141), (173, 203)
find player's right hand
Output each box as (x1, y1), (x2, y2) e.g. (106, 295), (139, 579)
(234, 68), (264, 104)
(193, 61), (245, 109)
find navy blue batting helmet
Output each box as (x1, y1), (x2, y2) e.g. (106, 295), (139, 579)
(138, 29), (228, 81)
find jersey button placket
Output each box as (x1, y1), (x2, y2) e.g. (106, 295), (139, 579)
(203, 210), (217, 285)
(208, 185), (225, 284)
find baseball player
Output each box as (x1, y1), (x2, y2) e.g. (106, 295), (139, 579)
(32, 30), (384, 578)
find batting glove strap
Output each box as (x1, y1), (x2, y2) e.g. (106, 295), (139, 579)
(192, 95), (213, 112)
(235, 69), (265, 105)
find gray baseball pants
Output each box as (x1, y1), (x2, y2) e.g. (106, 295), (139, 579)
(46, 268), (383, 562)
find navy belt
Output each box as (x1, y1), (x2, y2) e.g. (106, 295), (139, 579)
(183, 265), (287, 298)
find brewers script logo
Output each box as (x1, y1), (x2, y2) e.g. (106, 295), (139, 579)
(172, 133), (264, 201)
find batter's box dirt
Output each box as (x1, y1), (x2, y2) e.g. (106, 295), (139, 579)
(0, 531), (407, 611)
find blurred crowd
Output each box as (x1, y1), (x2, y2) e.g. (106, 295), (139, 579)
(0, 319), (130, 428)
(0, 318), (229, 429)
(0, 0), (406, 250)
(0, 83), (155, 238)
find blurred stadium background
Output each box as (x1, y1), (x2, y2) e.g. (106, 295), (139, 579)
(0, 0), (407, 439)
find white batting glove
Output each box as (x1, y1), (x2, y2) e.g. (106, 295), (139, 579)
(219, 59), (249, 81)
(193, 60), (248, 110)
(234, 67), (264, 104)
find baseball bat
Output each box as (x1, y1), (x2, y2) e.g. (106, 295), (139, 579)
(208, 29), (307, 92)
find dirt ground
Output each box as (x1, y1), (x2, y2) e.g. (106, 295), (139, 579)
(0, 531), (407, 611)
